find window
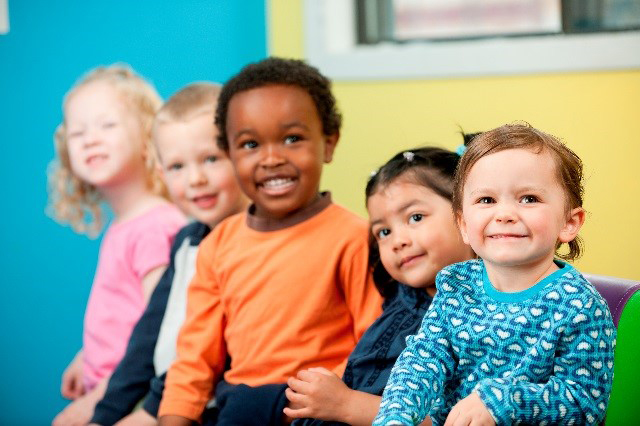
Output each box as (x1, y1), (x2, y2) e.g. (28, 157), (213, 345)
(303, 0), (640, 80)
(0, 0), (9, 35)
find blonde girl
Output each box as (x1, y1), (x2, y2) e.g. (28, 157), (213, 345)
(49, 65), (186, 425)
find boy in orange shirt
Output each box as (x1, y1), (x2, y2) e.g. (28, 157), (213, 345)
(159, 58), (382, 425)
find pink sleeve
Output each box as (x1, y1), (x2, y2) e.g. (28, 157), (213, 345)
(131, 212), (185, 279)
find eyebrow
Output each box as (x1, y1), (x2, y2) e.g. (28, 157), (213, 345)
(232, 129), (255, 140)
(468, 186), (547, 197)
(231, 121), (310, 141)
(518, 186), (546, 193)
(369, 199), (423, 227)
(281, 121), (309, 131)
(468, 187), (493, 197)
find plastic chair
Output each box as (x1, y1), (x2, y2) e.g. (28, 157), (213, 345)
(585, 274), (640, 425)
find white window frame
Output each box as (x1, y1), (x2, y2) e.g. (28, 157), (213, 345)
(303, 0), (640, 80)
(0, 0), (9, 35)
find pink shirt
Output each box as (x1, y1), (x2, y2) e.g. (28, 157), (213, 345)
(82, 203), (186, 390)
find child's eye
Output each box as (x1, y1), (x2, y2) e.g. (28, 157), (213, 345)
(204, 155), (218, 164)
(284, 135), (302, 144)
(375, 228), (391, 240)
(409, 213), (423, 224)
(67, 130), (84, 139)
(102, 121), (117, 129)
(521, 195), (539, 204)
(167, 163), (183, 172)
(477, 197), (495, 204)
(240, 140), (258, 150)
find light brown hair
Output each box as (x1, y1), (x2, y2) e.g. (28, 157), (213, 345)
(452, 122), (584, 260)
(152, 82), (222, 164)
(154, 82), (221, 126)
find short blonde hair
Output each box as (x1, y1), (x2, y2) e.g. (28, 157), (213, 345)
(154, 82), (221, 125)
(152, 82), (222, 165)
(47, 64), (165, 237)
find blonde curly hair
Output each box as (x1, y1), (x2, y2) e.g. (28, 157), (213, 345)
(47, 64), (166, 237)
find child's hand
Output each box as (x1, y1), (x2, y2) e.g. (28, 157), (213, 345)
(61, 351), (85, 400)
(444, 392), (495, 426)
(53, 378), (107, 426)
(284, 367), (350, 421)
(52, 393), (96, 426)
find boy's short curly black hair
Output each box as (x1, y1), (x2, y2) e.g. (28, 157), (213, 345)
(215, 57), (342, 151)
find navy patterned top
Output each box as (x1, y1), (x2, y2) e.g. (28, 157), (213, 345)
(374, 259), (616, 426)
(293, 282), (432, 426)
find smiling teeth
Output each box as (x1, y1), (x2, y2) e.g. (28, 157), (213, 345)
(263, 178), (293, 188)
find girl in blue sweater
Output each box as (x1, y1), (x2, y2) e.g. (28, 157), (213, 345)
(374, 123), (616, 426)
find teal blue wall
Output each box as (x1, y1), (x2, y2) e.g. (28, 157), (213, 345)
(0, 1), (266, 423)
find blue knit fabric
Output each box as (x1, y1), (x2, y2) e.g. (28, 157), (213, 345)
(374, 259), (616, 426)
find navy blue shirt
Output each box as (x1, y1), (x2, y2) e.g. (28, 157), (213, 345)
(293, 282), (432, 426)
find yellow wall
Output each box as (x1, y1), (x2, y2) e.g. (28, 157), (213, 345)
(268, 1), (640, 280)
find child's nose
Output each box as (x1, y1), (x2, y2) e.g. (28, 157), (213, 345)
(495, 202), (517, 223)
(82, 127), (101, 147)
(188, 165), (207, 186)
(392, 229), (411, 250)
(260, 144), (286, 168)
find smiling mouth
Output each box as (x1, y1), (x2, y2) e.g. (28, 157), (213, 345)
(192, 194), (218, 209)
(488, 234), (527, 239)
(400, 254), (424, 268)
(258, 177), (297, 195)
(86, 154), (108, 166)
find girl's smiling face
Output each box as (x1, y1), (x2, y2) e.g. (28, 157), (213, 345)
(65, 81), (146, 190)
(368, 179), (473, 295)
(457, 148), (584, 273)
(225, 84), (338, 220)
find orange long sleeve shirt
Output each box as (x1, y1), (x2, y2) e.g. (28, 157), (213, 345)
(159, 198), (382, 420)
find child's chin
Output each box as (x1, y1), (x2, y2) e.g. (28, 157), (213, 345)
(405, 279), (435, 290)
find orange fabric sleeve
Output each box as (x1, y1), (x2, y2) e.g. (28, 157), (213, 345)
(158, 235), (227, 420)
(333, 233), (383, 377)
(341, 234), (383, 340)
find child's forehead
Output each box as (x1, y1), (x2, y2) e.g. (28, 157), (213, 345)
(66, 81), (129, 116)
(472, 147), (555, 172)
(227, 84), (321, 128)
(156, 110), (215, 131)
(70, 80), (119, 102)
(465, 148), (560, 187)
(234, 84), (313, 103)
(155, 115), (221, 151)
(369, 180), (442, 211)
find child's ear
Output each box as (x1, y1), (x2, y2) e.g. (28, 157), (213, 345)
(323, 131), (340, 164)
(154, 150), (165, 177)
(558, 207), (585, 244)
(456, 212), (470, 245)
(155, 162), (165, 180)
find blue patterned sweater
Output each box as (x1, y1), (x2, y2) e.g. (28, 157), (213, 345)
(373, 259), (616, 426)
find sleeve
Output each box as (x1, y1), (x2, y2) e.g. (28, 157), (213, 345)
(90, 228), (186, 425)
(373, 290), (456, 426)
(475, 293), (616, 425)
(131, 215), (183, 279)
(158, 234), (227, 421)
(340, 233), (383, 341)
(141, 373), (166, 417)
